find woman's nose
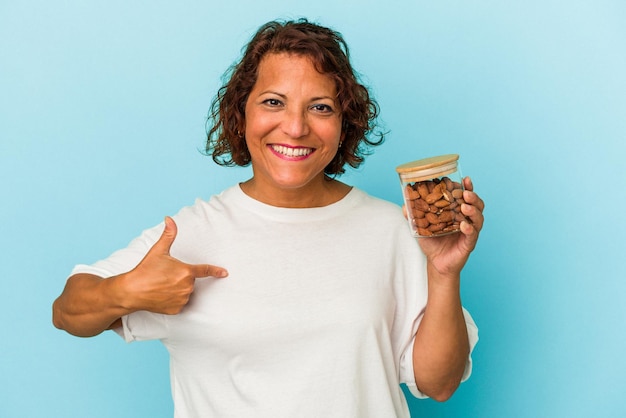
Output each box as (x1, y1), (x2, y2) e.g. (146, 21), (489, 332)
(281, 108), (310, 139)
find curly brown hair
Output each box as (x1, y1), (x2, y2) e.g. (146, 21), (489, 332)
(205, 18), (384, 176)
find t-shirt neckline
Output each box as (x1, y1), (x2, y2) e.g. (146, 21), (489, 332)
(223, 184), (363, 222)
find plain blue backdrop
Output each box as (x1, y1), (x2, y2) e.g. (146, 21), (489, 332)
(1, 1), (625, 417)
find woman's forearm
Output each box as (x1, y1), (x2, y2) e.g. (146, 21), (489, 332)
(412, 266), (470, 401)
(52, 273), (131, 337)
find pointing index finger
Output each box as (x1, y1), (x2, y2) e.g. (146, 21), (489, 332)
(190, 263), (229, 279)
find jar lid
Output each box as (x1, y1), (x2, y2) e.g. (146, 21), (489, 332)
(395, 154), (459, 181)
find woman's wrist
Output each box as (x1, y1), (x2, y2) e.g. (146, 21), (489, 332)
(106, 271), (140, 314)
(426, 261), (462, 293)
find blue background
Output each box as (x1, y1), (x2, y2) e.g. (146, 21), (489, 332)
(1, 1), (625, 417)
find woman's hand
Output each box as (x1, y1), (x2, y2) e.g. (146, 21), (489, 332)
(417, 177), (485, 278)
(122, 216), (229, 315)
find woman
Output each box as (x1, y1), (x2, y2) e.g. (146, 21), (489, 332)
(53, 19), (484, 418)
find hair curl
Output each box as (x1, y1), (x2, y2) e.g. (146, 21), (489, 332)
(205, 18), (384, 176)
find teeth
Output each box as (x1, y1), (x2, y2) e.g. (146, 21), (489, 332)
(271, 145), (312, 157)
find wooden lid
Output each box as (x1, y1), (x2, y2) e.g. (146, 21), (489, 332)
(395, 154), (459, 174)
(395, 154), (459, 182)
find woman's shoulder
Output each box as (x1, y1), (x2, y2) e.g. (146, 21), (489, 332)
(351, 187), (403, 214)
(347, 187), (409, 230)
(170, 185), (240, 222)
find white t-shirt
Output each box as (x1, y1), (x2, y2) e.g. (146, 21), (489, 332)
(72, 185), (478, 418)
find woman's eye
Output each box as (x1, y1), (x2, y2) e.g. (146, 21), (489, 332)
(311, 104), (333, 113)
(263, 98), (282, 107)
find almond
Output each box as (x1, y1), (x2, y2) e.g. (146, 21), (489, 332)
(414, 199), (430, 212)
(428, 222), (446, 232)
(438, 210), (454, 223)
(425, 212), (440, 224)
(452, 189), (464, 199)
(417, 183), (429, 199)
(413, 209), (426, 219)
(425, 190), (443, 204)
(416, 217), (430, 228)
(417, 227), (432, 236)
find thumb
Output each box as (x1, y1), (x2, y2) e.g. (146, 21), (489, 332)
(150, 216), (178, 255)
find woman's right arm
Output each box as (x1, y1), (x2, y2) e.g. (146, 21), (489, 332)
(52, 273), (132, 337)
(52, 216), (228, 337)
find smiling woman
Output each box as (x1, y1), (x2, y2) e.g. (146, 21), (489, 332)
(205, 19), (384, 176)
(241, 53), (347, 207)
(52, 18), (484, 418)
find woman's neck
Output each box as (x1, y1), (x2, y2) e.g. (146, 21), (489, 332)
(239, 176), (352, 208)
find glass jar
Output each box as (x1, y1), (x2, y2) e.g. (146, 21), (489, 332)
(396, 154), (466, 238)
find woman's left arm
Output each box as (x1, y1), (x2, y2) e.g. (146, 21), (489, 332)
(412, 177), (485, 401)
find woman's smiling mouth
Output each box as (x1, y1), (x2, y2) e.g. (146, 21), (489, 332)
(269, 144), (314, 159)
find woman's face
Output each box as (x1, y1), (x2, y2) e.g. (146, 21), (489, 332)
(243, 52), (343, 205)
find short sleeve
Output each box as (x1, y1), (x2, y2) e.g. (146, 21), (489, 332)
(69, 222), (169, 343)
(70, 222), (163, 281)
(400, 307), (479, 399)
(113, 311), (170, 342)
